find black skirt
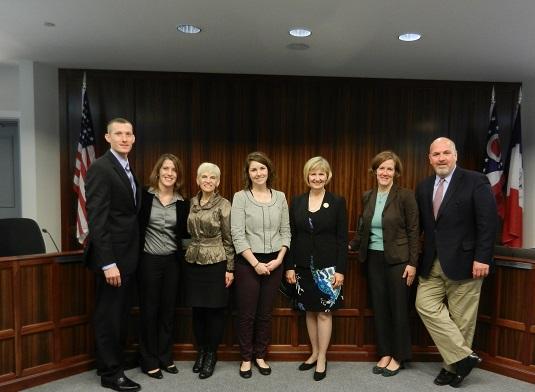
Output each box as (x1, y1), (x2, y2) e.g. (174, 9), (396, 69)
(295, 259), (343, 312)
(184, 261), (229, 308)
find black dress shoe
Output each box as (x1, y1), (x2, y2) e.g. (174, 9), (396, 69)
(434, 368), (456, 385)
(313, 362), (327, 381)
(193, 349), (206, 373)
(254, 359), (272, 375)
(199, 352), (217, 379)
(239, 362), (252, 379)
(298, 361), (317, 371)
(145, 369), (163, 379)
(101, 376), (141, 391)
(450, 352), (482, 388)
(163, 364), (178, 374)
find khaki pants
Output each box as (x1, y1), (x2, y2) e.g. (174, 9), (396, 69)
(415, 260), (483, 371)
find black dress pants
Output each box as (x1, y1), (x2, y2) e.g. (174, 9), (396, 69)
(94, 272), (134, 379)
(138, 253), (179, 371)
(367, 249), (412, 362)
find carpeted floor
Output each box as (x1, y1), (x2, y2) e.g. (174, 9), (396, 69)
(25, 361), (533, 392)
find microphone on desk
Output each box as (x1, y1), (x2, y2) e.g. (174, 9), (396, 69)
(42, 228), (60, 252)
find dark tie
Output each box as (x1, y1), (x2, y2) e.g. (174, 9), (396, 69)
(433, 178), (445, 219)
(125, 163), (136, 202)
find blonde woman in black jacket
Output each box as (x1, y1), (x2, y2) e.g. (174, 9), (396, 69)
(285, 156), (348, 382)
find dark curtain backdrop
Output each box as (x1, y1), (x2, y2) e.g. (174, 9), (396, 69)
(59, 70), (520, 250)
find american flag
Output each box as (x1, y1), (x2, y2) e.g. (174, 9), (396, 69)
(73, 73), (96, 244)
(482, 87), (505, 219)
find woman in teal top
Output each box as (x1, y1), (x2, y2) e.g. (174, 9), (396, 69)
(349, 151), (419, 377)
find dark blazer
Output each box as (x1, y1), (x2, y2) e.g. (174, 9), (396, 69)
(350, 185), (419, 267)
(285, 191), (348, 274)
(416, 166), (497, 280)
(138, 188), (189, 256)
(84, 150), (141, 274)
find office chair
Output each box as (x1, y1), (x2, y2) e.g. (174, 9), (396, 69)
(0, 218), (46, 257)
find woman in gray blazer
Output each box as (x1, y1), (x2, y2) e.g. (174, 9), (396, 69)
(231, 152), (291, 378)
(349, 151), (419, 377)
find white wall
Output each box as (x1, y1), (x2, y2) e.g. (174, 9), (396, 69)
(521, 81), (534, 248)
(34, 63), (61, 252)
(0, 64), (19, 116)
(17, 61), (61, 252)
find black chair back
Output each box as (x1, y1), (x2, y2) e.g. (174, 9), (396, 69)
(0, 218), (46, 257)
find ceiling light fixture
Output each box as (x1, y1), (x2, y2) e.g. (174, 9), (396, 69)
(398, 32), (421, 42)
(289, 28), (311, 38)
(177, 24), (201, 34)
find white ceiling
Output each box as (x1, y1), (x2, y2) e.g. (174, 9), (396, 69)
(1, 0), (534, 82)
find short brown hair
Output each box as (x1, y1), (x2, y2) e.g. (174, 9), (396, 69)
(148, 153), (185, 196)
(303, 156), (333, 186)
(106, 117), (133, 133)
(242, 151), (276, 189)
(369, 150), (403, 178)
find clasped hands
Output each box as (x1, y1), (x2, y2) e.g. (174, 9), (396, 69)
(254, 258), (282, 275)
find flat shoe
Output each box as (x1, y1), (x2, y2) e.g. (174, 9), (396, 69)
(313, 362), (327, 381)
(254, 359), (272, 375)
(382, 366), (401, 377)
(163, 364), (178, 374)
(239, 362), (252, 379)
(298, 361), (317, 371)
(145, 369), (163, 379)
(372, 365), (385, 374)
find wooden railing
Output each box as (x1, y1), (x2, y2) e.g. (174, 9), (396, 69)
(1, 249), (534, 390)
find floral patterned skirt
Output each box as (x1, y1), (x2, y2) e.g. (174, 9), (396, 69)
(295, 258), (343, 312)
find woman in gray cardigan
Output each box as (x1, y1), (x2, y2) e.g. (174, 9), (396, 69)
(231, 152), (291, 378)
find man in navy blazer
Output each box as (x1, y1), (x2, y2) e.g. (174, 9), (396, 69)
(415, 137), (497, 388)
(85, 118), (141, 391)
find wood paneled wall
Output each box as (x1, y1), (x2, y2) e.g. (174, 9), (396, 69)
(59, 70), (520, 250)
(1, 252), (534, 391)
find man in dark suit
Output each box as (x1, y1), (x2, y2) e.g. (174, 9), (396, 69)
(85, 118), (141, 391)
(415, 137), (497, 388)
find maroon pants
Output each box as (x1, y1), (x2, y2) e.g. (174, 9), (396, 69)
(235, 253), (282, 361)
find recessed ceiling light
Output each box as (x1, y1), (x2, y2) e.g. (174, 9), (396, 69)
(177, 24), (201, 34)
(398, 32), (421, 42)
(289, 28), (311, 38)
(44, 22), (56, 27)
